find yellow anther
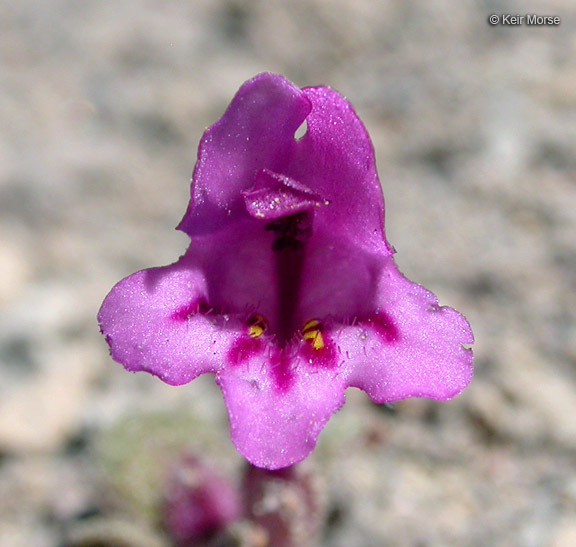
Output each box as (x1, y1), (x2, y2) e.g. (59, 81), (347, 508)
(302, 319), (325, 350)
(302, 319), (320, 333)
(248, 314), (267, 338)
(249, 324), (264, 338)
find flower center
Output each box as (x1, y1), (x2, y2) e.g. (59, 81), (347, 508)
(243, 169), (329, 346)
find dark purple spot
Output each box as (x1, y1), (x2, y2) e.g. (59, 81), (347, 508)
(228, 337), (263, 367)
(228, 339), (295, 393)
(364, 312), (400, 344)
(269, 350), (295, 393)
(301, 335), (338, 369)
(171, 299), (209, 321)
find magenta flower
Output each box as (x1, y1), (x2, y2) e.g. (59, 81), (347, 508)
(98, 73), (473, 470)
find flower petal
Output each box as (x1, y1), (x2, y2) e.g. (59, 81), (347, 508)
(296, 228), (380, 327)
(284, 85), (392, 254)
(189, 219), (277, 324)
(178, 73), (311, 236)
(98, 255), (241, 385)
(339, 257), (473, 401)
(216, 346), (347, 469)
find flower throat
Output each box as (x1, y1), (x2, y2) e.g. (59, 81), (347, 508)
(265, 211), (312, 345)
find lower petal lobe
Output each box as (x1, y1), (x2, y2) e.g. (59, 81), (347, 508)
(332, 256), (474, 402)
(215, 348), (347, 469)
(98, 255), (239, 385)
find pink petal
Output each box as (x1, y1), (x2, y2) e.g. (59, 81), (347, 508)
(178, 73), (311, 236)
(341, 257), (474, 402)
(284, 85), (392, 254)
(216, 345), (347, 469)
(295, 228), (379, 326)
(98, 255), (240, 385)
(189, 219), (278, 328)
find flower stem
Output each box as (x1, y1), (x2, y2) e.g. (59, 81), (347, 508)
(242, 462), (323, 547)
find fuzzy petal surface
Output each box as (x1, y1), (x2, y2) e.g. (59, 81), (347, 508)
(178, 74), (311, 235)
(343, 257), (474, 401)
(186, 219), (277, 327)
(284, 85), (391, 253)
(98, 256), (240, 385)
(295, 227), (380, 326)
(216, 343), (347, 469)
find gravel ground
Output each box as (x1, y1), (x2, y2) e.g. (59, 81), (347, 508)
(1, 1), (576, 545)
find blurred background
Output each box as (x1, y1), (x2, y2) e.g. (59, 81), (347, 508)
(1, 0), (575, 545)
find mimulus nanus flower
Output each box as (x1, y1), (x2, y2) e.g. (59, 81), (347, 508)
(98, 73), (474, 470)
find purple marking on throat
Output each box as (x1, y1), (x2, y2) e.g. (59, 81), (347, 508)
(269, 349), (295, 393)
(227, 337), (295, 393)
(228, 336), (263, 367)
(170, 298), (210, 321)
(302, 335), (338, 369)
(364, 312), (400, 343)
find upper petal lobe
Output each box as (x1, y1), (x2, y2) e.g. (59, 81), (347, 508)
(178, 74), (311, 235)
(283, 85), (391, 253)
